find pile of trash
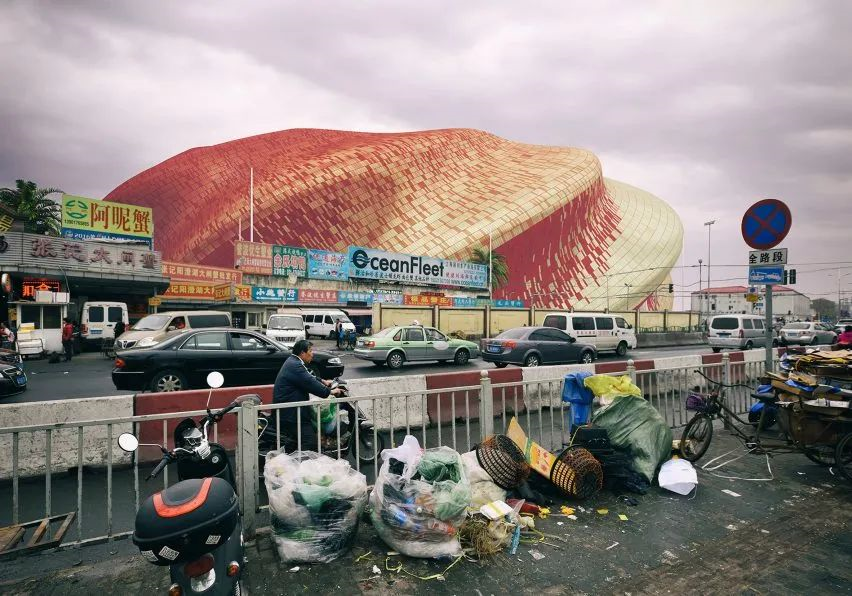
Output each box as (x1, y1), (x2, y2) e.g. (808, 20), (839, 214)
(264, 450), (367, 564)
(370, 436), (471, 558)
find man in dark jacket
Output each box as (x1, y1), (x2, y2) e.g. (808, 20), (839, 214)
(273, 340), (343, 451)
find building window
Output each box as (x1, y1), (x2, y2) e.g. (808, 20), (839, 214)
(20, 305), (41, 329)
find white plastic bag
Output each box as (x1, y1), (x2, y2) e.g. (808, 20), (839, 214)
(658, 457), (698, 495)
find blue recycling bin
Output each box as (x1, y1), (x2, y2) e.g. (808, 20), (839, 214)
(562, 372), (594, 427)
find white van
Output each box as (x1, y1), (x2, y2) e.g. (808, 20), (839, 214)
(80, 301), (128, 347)
(706, 314), (767, 352)
(542, 312), (638, 356)
(115, 310), (232, 350)
(301, 310), (356, 339)
(264, 313), (306, 348)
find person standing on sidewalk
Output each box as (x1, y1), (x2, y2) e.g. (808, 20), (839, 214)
(62, 318), (74, 361)
(335, 318), (343, 349)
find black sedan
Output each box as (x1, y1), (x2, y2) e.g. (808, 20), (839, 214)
(0, 356), (27, 397)
(112, 328), (344, 392)
(481, 326), (596, 368)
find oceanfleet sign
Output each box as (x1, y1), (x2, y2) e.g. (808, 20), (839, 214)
(347, 246), (487, 289)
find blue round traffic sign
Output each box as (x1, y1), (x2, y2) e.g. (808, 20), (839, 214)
(741, 199), (792, 250)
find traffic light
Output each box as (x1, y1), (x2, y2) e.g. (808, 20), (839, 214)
(789, 269), (796, 284)
(668, 284), (674, 293)
(783, 270), (788, 284)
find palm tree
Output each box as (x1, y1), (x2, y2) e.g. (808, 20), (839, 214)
(0, 180), (63, 235)
(470, 245), (509, 290)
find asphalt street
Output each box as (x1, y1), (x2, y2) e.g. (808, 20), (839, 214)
(2, 340), (713, 404)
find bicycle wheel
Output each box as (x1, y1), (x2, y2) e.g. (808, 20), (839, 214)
(680, 415), (714, 462)
(357, 427), (385, 465)
(802, 444), (835, 467)
(833, 432), (852, 481)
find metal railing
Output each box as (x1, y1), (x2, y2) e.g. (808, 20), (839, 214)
(0, 353), (776, 552)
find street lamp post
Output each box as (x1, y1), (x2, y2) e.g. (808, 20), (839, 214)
(698, 259), (703, 322)
(625, 284), (632, 310)
(704, 220), (716, 316)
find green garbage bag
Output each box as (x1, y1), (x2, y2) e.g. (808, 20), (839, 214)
(417, 449), (463, 483)
(310, 398), (338, 430)
(591, 395), (673, 483)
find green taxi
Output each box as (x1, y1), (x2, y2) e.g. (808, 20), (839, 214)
(353, 325), (481, 369)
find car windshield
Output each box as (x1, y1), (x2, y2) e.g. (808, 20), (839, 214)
(132, 314), (170, 331)
(373, 327), (399, 337)
(496, 328), (528, 339)
(268, 316), (303, 330)
(786, 323), (810, 330)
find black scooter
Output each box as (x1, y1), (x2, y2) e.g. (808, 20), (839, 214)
(257, 378), (385, 465)
(118, 371), (260, 596)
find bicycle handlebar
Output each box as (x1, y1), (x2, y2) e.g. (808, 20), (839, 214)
(693, 369), (758, 391)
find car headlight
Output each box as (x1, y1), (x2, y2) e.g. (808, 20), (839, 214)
(328, 357), (342, 365)
(137, 337), (158, 348)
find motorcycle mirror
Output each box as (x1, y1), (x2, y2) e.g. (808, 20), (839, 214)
(117, 433), (139, 453)
(207, 371), (224, 389)
(235, 394), (262, 406)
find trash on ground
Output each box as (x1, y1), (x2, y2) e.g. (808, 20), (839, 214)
(370, 436), (470, 558)
(721, 489), (742, 497)
(265, 450), (367, 564)
(605, 542), (619, 550)
(597, 508), (608, 515)
(659, 457), (698, 495)
(618, 514), (628, 521)
(529, 549), (545, 560)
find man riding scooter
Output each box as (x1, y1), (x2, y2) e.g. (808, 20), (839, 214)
(272, 339), (346, 451)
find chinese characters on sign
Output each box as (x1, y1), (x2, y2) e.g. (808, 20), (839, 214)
(307, 249), (348, 281)
(235, 241), (274, 275)
(299, 289), (339, 304)
(338, 290), (374, 305)
(61, 195), (153, 244)
(234, 285), (252, 301)
(272, 245), (308, 278)
(26, 235), (160, 274)
(403, 295), (452, 307)
(748, 248), (787, 266)
(163, 261), (243, 284)
(163, 283), (218, 299)
(492, 299), (525, 308)
(22, 278), (61, 298)
(252, 286), (299, 303)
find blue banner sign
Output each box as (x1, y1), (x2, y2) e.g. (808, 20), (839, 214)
(493, 299), (525, 308)
(338, 290), (374, 305)
(252, 286), (299, 302)
(748, 266), (784, 285)
(307, 249), (348, 281)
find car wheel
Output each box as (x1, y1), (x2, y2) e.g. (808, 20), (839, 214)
(494, 362), (508, 368)
(712, 347), (722, 353)
(453, 349), (470, 365)
(615, 341), (628, 357)
(151, 370), (188, 393)
(580, 350), (594, 364)
(523, 354), (540, 367)
(386, 351), (405, 370)
(745, 341), (753, 350)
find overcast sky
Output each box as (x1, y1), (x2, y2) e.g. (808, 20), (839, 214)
(1, 0), (850, 309)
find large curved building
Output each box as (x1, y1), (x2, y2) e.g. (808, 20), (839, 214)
(106, 129), (682, 310)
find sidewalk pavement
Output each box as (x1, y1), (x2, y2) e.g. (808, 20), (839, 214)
(1, 433), (850, 595)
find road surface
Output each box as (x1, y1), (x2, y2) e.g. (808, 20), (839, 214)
(3, 341), (712, 404)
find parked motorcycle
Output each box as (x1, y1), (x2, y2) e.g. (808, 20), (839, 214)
(257, 378), (385, 465)
(118, 371), (260, 596)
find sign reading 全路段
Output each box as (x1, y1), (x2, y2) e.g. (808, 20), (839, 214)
(347, 246), (488, 289)
(61, 194), (153, 243)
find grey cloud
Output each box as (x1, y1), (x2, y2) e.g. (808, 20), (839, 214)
(1, 0), (851, 304)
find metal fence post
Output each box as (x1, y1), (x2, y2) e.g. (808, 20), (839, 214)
(237, 402), (258, 541)
(479, 370), (494, 440)
(721, 352), (731, 430)
(627, 359), (636, 383)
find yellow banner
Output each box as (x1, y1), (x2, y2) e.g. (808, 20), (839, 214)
(61, 194), (153, 240)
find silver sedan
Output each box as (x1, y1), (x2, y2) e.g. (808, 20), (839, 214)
(780, 322), (837, 346)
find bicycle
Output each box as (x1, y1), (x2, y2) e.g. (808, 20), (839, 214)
(680, 371), (852, 479)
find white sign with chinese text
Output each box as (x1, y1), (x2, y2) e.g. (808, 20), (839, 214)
(0, 232), (162, 276)
(748, 248), (787, 266)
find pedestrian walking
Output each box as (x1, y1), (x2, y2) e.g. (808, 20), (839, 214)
(114, 319), (126, 339)
(335, 318), (343, 349)
(62, 318), (74, 362)
(0, 322), (15, 350)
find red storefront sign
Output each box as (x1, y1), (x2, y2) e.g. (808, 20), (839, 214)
(404, 294), (451, 307)
(299, 289), (339, 304)
(163, 261), (242, 284)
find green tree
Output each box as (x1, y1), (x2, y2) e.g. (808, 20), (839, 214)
(811, 298), (836, 319)
(470, 245), (509, 291)
(0, 179), (63, 235)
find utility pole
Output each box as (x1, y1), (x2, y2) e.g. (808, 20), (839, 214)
(698, 259), (703, 323)
(704, 220), (715, 316)
(625, 284), (632, 310)
(249, 167), (254, 242)
(488, 231), (493, 302)
(606, 274), (610, 313)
